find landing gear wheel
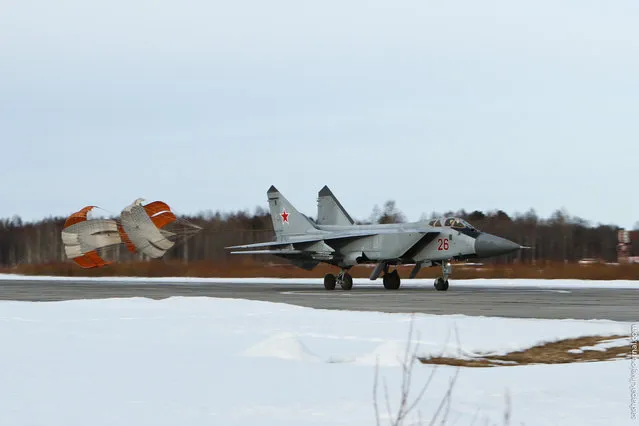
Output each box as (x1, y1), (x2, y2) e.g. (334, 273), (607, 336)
(434, 277), (449, 291)
(383, 270), (401, 290)
(340, 273), (353, 290)
(324, 273), (336, 290)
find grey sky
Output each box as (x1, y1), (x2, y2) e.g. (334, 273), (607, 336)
(1, 0), (638, 228)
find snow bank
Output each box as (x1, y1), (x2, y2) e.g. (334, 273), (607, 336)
(1, 296), (636, 426)
(243, 331), (322, 362)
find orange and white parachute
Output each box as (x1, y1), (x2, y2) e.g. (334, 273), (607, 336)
(61, 206), (122, 268)
(118, 198), (201, 259)
(62, 199), (202, 268)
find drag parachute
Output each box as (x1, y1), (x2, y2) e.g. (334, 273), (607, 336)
(120, 199), (177, 258)
(62, 199), (202, 268)
(61, 206), (122, 268)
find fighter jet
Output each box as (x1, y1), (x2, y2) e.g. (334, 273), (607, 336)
(226, 186), (523, 291)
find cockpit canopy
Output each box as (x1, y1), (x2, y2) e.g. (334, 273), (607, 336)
(428, 217), (478, 231)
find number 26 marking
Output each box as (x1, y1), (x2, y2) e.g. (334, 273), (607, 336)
(437, 238), (449, 251)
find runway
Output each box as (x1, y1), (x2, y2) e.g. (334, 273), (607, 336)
(0, 278), (637, 321)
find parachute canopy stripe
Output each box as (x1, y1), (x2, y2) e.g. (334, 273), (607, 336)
(116, 222), (137, 254)
(143, 201), (172, 217)
(63, 206), (96, 228)
(72, 250), (110, 269)
(142, 201), (178, 228)
(150, 211), (177, 229)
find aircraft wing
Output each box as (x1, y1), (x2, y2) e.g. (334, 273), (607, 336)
(227, 249), (305, 255)
(226, 240), (316, 250)
(226, 225), (438, 251)
(226, 229), (442, 261)
(225, 231), (382, 251)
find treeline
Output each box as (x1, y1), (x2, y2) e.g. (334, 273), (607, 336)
(0, 202), (635, 269)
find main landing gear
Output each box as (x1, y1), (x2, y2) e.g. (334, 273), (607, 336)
(323, 262), (451, 291)
(382, 265), (401, 290)
(434, 261), (451, 291)
(324, 269), (353, 290)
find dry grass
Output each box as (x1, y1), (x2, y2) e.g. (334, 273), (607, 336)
(419, 335), (634, 368)
(1, 258), (639, 280)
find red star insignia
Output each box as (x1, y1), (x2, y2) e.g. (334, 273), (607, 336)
(280, 209), (289, 223)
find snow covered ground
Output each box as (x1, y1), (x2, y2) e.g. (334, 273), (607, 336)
(1, 273), (638, 289)
(1, 296), (637, 426)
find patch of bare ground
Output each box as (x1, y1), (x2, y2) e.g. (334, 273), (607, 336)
(419, 335), (634, 367)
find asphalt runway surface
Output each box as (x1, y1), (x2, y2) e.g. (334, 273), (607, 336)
(1, 278), (638, 321)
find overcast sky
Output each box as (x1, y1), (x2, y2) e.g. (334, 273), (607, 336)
(1, 0), (638, 228)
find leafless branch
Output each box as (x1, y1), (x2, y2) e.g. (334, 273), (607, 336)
(469, 408), (481, 426)
(502, 390), (511, 426)
(371, 316), (513, 426)
(373, 358), (381, 426)
(384, 377), (393, 424)
(371, 315), (462, 426)
(428, 366), (461, 426)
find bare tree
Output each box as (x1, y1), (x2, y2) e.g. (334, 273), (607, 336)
(372, 316), (460, 426)
(378, 200), (406, 224)
(372, 318), (513, 426)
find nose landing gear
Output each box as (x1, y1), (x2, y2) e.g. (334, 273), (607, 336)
(337, 270), (353, 290)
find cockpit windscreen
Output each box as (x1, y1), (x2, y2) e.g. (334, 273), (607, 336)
(429, 217), (478, 231)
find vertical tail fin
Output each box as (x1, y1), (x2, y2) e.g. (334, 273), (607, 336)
(317, 185), (355, 226)
(267, 186), (318, 241)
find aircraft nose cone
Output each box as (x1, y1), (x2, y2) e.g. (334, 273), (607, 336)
(474, 233), (521, 258)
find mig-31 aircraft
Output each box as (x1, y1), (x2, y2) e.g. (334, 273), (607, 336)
(226, 186), (523, 291)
